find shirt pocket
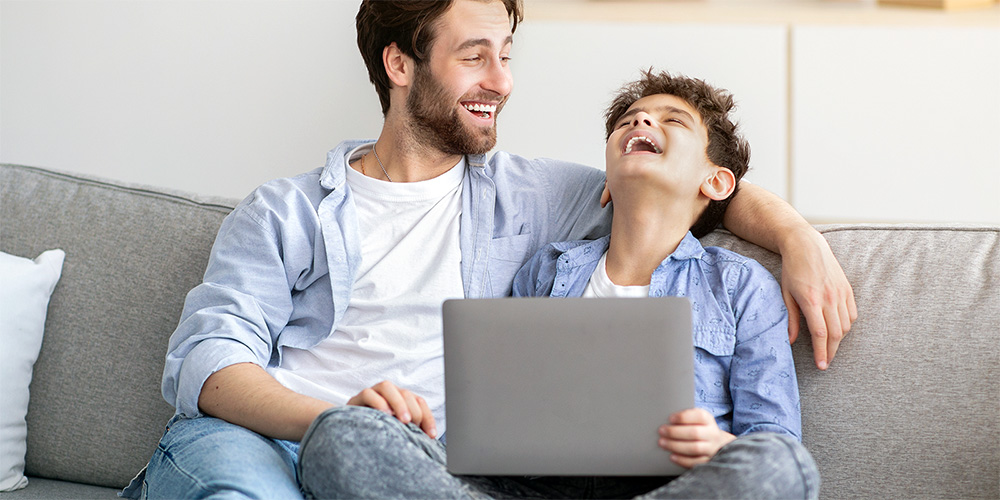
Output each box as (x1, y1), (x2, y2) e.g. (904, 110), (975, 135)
(692, 329), (735, 406)
(486, 232), (534, 297)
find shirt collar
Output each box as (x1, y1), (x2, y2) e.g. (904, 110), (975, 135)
(669, 232), (706, 262)
(320, 141), (487, 190)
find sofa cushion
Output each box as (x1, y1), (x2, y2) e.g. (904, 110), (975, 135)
(702, 224), (1000, 499)
(0, 164), (238, 489)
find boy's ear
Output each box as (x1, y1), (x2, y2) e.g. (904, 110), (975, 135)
(383, 42), (414, 88)
(600, 181), (612, 208)
(700, 166), (737, 201)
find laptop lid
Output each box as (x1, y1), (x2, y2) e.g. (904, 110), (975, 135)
(442, 296), (694, 476)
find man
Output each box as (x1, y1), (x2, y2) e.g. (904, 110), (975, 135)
(123, 1), (854, 498)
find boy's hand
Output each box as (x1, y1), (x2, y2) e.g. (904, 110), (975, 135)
(347, 380), (437, 438)
(658, 408), (736, 469)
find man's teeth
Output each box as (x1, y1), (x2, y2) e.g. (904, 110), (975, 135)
(464, 103), (497, 114)
(624, 136), (662, 154)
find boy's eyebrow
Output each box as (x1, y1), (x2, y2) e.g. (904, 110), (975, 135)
(456, 35), (514, 51)
(620, 105), (696, 123)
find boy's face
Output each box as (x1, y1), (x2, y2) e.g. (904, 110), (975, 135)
(604, 93), (717, 205)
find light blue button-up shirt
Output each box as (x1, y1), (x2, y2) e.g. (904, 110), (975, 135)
(161, 140), (611, 418)
(512, 233), (801, 440)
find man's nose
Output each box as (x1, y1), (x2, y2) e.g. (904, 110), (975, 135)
(483, 58), (512, 97)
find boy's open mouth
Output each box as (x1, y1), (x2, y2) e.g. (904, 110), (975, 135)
(623, 135), (662, 155)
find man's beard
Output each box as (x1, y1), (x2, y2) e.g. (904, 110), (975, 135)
(406, 63), (501, 156)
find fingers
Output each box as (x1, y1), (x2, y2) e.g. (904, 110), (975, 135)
(346, 381), (436, 438)
(800, 302), (829, 370)
(784, 289), (801, 345)
(667, 408), (714, 426)
(415, 393), (437, 438)
(657, 409), (731, 469)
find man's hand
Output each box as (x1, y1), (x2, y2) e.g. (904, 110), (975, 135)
(347, 380), (437, 438)
(779, 229), (858, 370)
(658, 408), (736, 469)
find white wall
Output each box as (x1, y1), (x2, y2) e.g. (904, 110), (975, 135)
(792, 25), (1000, 224)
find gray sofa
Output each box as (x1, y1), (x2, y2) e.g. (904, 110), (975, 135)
(1, 162), (997, 499)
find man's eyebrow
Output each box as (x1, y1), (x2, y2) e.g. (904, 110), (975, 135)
(619, 105), (695, 122)
(456, 35), (514, 51)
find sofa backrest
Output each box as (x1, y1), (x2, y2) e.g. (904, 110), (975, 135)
(1, 163), (238, 488)
(2, 163), (998, 499)
(701, 224), (1000, 499)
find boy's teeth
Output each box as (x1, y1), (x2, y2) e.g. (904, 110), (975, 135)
(625, 135), (662, 154)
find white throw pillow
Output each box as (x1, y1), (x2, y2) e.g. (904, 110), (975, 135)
(0, 249), (65, 492)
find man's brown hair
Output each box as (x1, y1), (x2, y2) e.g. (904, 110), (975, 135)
(604, 69), (751, 238)
(356, 0), (523, 116)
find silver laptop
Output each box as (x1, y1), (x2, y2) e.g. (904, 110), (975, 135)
(442, 296), (694, 476)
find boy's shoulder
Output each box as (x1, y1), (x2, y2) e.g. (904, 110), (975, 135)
(699, 244), (771, 276)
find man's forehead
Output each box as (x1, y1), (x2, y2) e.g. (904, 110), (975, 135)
(434, 0), (513, 49)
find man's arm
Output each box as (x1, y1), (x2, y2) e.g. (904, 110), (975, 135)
(722, 182), (858, 370)
(200, 363), (334, 441)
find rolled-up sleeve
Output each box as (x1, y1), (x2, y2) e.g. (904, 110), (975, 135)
(162, 192), (300, 418)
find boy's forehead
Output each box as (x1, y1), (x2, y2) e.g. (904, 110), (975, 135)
(626, 94), (702, 122)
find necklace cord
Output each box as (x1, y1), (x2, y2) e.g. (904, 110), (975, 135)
(372, 143), (393, 182)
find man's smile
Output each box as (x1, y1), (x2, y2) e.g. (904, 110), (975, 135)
(462, 101), (499, 121)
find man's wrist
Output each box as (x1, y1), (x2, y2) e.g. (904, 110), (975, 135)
(776, 223), (823, 257)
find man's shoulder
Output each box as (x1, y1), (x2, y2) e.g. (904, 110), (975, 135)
(227, 167), (329, 233)
(486, 150), (605, 183)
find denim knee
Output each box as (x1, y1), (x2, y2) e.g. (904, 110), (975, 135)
(298, 406), (451, 499)
(726, 432), (821, 500)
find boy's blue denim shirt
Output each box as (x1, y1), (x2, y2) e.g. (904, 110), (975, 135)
(162, 140), (611, 419)
(512, 233), (801, 440)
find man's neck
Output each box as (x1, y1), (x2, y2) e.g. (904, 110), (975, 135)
(605, 199), (696, 287)
(373, 117), (466, 183)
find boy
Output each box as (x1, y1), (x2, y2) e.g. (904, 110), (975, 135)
(511, 69), (818, 498)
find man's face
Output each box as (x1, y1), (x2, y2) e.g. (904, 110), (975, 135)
(405, 0), (513, 155)
(604, 93), (714, 203)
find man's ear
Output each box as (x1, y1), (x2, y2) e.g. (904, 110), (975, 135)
(600, 181), (612, 208)
(700, 166), (737, 201)
(383, 42), (414, 88)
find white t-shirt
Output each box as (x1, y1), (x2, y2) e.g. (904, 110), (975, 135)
(583, 251), (651, 298)
(268, 144), (465, 431)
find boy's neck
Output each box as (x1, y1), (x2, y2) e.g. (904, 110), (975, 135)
(605, 199), (697, 287)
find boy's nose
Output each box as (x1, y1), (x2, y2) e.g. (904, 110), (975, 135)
(632, 112), (653, 127)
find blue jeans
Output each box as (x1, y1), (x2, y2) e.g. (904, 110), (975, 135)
(120, 415), (304, 499)
(298, 406), (820, 500)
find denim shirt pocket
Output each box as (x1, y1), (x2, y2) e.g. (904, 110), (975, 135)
(692, 328), (736, 408)
(486, 232), (534, 297)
